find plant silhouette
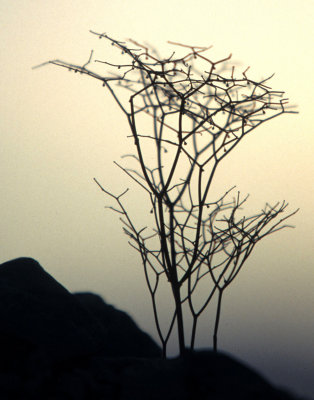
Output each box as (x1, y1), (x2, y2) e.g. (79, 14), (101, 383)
(35, 32), (298, 358)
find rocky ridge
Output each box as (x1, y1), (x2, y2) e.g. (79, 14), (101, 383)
(0, 257), (308, 400)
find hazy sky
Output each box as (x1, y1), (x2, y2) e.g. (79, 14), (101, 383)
(1, 0), (314, 397)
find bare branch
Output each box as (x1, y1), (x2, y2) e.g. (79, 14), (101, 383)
(42, 33), (298, 357)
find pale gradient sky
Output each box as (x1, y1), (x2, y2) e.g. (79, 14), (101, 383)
(1, 0), (314, 397)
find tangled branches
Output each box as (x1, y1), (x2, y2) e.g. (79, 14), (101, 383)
(37, 32), (298, 357)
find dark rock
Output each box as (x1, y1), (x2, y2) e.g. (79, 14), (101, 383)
(0, 258), (160, 361)
(74, 292), (161, 358)
(77, 352), (301, 400)
(0, 257), (104, 362)
(0, 257), (307, 400)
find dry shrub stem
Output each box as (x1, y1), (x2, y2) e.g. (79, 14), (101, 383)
(36, 32), (298, 358)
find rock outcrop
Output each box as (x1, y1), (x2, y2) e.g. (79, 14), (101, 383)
(74, 292), (161, 358)
(0, 257), (306, 399)
(0, 257), (103, 363)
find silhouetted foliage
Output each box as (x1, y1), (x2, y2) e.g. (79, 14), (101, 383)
(35, 32), (298, 358)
